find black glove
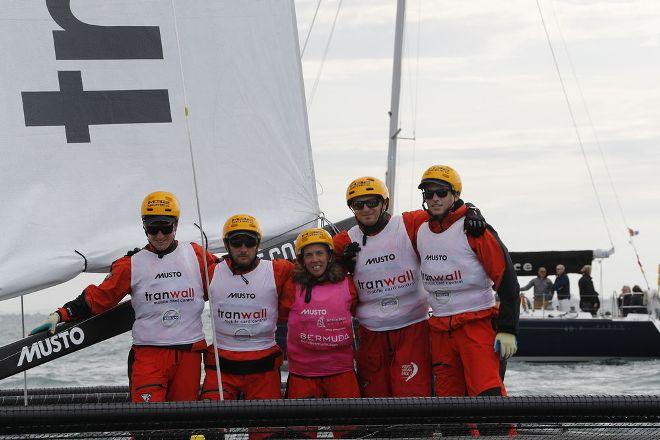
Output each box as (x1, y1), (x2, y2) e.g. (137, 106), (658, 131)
(464, 202), (486, 237)
(125, 247), (142, 257)
(342, 241), (361, 273)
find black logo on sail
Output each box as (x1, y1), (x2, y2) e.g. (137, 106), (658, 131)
(21, 0), (171, 143)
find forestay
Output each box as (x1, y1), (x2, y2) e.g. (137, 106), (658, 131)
(0, 0), (318, 300)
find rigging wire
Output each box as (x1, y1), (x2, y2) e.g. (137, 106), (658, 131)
(169, 0), (224, 401)
(20, 297), (27, 406)
(550, 1), (651, 290)
(300, 0), (323, 58)
(535, 0), (615, 250)
(307, 0), (344, 110)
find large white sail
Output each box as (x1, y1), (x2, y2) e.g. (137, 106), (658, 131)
(0, 0), (318, 300)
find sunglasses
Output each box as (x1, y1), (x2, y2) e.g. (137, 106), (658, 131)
(228, 235), (258, 248)
(423, 188), (451, 200)
(351, 198), (381, 210)
(145, 224), (174, 235)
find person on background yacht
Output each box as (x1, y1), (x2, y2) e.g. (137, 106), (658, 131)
(30, 191), (216, 403)
(627, 285), (648, 315)
(200, 214), (293, 405)
(578, 265), (600, 316)
(553, 264), (571, 312)
(414, 165), (519, 399)
(280, 228), (360, 438)
(617, 285), (632, 315)
(520, 267), (553, 310)
(332, 176), (487, 397)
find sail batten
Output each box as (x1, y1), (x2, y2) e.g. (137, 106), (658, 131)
(0, 0), (318, 300)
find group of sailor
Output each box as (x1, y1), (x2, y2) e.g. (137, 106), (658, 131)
(32, 164), (520, 429)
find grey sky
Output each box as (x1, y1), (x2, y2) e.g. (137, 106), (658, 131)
(2, 0), (658, 314)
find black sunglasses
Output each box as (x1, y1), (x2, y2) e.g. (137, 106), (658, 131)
(423, 188), (451, 200)
(351, 198), (381, 210)
(145, 224), (174, 235)
(228, 235), (258, 248)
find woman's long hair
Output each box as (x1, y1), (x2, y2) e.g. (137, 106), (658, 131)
(292, 250), (346, 290)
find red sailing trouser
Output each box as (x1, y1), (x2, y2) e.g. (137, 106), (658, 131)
(430, 316), (506, 397)
(286, 371), (361, 438)
(128, 345), (202, 403)
(200, 357), (283, 401)
(200, 366), (282, 401)
(286, 370), (360, 399)
(200, 350), (283, 440)
(355, 320), (432, 397)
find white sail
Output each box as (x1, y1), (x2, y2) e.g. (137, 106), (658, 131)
(0, 0), (318, 300)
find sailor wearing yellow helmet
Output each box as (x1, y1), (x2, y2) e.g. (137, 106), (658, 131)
(30, 191), (217, 403)
(201, 214), (294, 407)
(332, 176), (487, 398)
(415, 165), (519, 399)
(277, 228), (360, 438)
(279, 228), (359, 402)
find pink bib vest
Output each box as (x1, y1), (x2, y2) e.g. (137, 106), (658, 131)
(286, 278), (355, 377)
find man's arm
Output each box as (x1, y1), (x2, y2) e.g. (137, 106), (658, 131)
(401, 210), (430, 256)
(468, 228), (520, 335)
(333, 230), (356, 274)
(519, 279), (533, 292)
(278, 277), (297, 323)
(191, 242), (220, 299)
(273, 258), (295, 297)
(62, 256), (133, 321)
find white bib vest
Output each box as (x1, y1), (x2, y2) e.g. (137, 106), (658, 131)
(209, 259), (278, 351)
(130, 243), (205, 346)
(348, 215), (429, 331)
(417, 219), (495, 317)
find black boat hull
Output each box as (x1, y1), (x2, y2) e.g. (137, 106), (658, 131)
(515, 318), (660, 361)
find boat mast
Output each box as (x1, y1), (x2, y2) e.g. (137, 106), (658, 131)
(385, 0), (406, 214)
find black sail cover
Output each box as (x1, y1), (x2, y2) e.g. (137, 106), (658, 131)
(510, 250), (593, 276)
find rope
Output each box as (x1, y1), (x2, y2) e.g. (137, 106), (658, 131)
(73, 250), (88, 272)
(169, 0), (224, 401)
(535, 0), (615, 250)
(300, 0), (323, 58)
(307, 0), (343, 110)
(550, 1), (650, 291)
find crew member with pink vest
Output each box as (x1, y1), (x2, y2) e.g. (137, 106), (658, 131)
(201, 214), (294, 404)
(30, 191), (216, 403)
(332, 177), (487, 397)
(280, 228), (359, 398)
(280, 227), (359, 439)
(415, 165), (519, 398)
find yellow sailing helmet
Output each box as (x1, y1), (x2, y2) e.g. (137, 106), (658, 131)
(345, 176), (389, 205)
(141, 191), (180, 221)
(294, 228), (334, 256)
(418, 165), (462, 195)
(223, 214), (262, 239)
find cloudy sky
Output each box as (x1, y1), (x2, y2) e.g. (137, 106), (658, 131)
(2, 0), (658, 314)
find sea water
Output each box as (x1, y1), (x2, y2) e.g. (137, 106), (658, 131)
(1, 313), (659, 394)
